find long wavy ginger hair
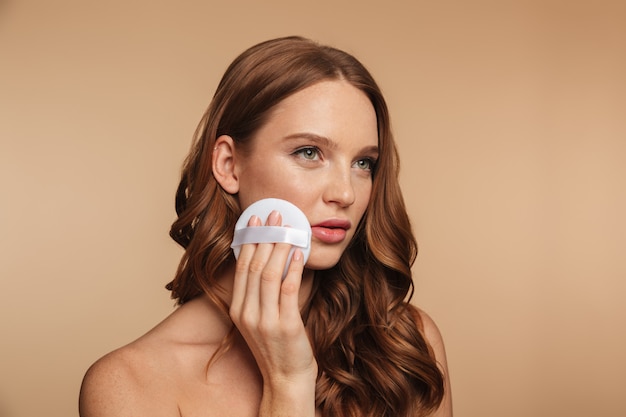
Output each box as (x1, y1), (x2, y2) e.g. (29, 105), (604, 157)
(166, 36), (444, 417)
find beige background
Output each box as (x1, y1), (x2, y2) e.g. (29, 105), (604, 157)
(1, 1), (625, 416)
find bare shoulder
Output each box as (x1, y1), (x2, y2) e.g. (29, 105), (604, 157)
(79, 342), (179, 417)
(416, 308), (454, 417)
(416, 308), (446, 355)
(79, 297), (237, 417)
(79, 346), (142, 416)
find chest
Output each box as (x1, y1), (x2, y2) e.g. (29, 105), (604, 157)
(174, 366), (322, 417)
(170, 342), (323, 417)
(174, 351), (263, 417)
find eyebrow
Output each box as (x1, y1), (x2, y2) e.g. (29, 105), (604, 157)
(284, 132), (338, 150)
(284, 132), (379, 156)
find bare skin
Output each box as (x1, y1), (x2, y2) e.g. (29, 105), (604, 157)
(79, 80), (453, 416)
(79, 282), (451, 416)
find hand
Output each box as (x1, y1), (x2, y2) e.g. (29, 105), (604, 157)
(229, 210), (318, 395)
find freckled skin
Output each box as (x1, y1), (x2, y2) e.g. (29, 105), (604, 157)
(235, 80), (379, 271)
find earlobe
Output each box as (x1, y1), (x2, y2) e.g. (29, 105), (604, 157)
(212, 135), (239, 194)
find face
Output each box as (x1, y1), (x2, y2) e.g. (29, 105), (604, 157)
(233, 80), (379, 270)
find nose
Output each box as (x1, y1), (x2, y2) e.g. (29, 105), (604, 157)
(323, 166), (355, 208)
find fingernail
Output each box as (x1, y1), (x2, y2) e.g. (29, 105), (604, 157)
(267, 210), (281, 226)
(248, 215), (261, 226)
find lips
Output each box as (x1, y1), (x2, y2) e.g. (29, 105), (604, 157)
(310, 219), (351, 244)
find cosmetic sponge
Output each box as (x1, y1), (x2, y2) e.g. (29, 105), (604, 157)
(231, 198), (312, 277)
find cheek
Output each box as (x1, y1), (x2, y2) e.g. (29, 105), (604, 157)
(355, 181), (373, 212)
(277, 183), (320, 216)
(238, 167), (315, 209)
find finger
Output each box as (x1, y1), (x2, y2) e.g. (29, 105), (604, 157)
(279, 248), (305, 320)
(254, 211), (286, 316)
(231, 214), (261, 314)
(259, 240), (292, 318)
(244, 210), (282, 306)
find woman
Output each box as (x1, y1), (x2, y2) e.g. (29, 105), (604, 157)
(80, 36), (452, 417)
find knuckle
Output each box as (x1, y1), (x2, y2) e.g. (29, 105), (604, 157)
(261, 267), (282, 283)
(257, 317), (276, 336)
(280, 281), (299, 296)
(239, 308), (258, 329)
(248, 258), (267, 274)
(234, 261), (250, 275)
(229, 305), (240, 318)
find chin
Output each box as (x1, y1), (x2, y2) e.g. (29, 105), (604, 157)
(305, 250), (344, 271)
(305, 262), (339, 271)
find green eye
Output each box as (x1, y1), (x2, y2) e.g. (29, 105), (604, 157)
(296, 147), (320, 160)
(354, 158), (375, 171)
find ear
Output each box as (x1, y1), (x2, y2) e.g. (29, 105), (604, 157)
(212, 135), (240, 194)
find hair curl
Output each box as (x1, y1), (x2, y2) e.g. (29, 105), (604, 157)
(166, 36), (444, 417)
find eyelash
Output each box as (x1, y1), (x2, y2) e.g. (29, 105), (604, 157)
(294, 146), (320, 161)
(354, 158), (376, 171)
(293, 147), (377, 172)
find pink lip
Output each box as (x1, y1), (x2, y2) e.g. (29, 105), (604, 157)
(311, 219), (351, 244)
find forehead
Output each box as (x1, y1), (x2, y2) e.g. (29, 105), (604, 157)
(252, 80), (379, 148)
